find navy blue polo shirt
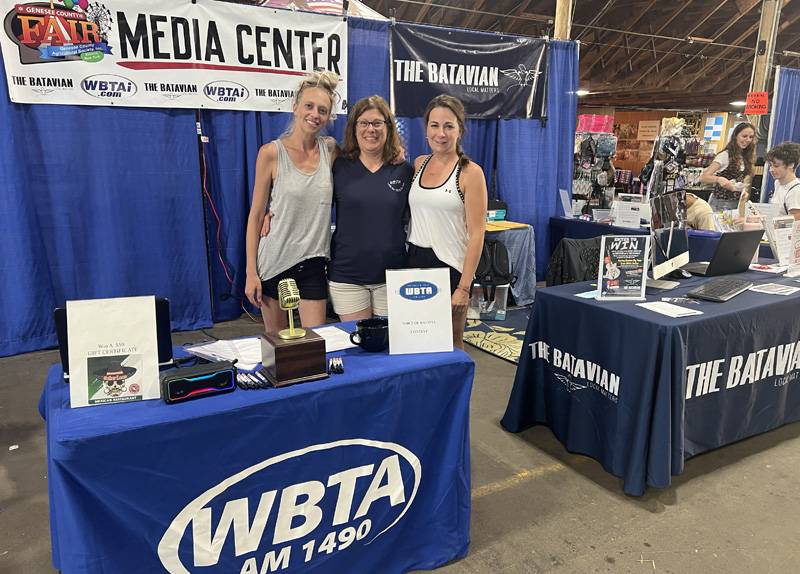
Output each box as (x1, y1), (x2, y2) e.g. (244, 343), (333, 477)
(328, 157), (413, 285)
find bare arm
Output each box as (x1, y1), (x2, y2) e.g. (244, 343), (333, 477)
(700, 161), (736, 191)
(245, 143), (277, 306)
(453, 163), (488, 307)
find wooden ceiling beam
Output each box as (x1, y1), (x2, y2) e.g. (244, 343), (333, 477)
(650, 0), (760, 90)
(600, 0), (699, 75)
(462, 0), (488, 29)
(574, 0), (617, 42)
(578, 0), (658, 78)
(498, 0), (537, 35)
(628, 0), (750, 90)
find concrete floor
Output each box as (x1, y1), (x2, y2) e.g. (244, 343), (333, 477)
(1, 316), (799, 574)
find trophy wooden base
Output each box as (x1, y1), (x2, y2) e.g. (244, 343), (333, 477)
(260, 329), (328, 387)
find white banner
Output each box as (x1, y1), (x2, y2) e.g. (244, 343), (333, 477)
(0, 0), (348, 112)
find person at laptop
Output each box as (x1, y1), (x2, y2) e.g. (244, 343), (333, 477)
(765, 141), (800, 220)
(685, 193), (716, 231)
(700, 122), (756, 214)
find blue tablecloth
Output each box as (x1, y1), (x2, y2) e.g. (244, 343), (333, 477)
(549, 217), (773, 263)
(490, 225), (536, 306)
(501, 272), (800, 495)
(42, 331), (474, 574)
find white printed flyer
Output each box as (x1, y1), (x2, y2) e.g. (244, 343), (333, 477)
(67, 296), (160, 407)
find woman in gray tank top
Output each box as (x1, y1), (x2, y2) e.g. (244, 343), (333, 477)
(244, 71), (339, 334)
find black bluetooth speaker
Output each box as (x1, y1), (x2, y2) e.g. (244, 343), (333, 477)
(160, 361), (237, 404)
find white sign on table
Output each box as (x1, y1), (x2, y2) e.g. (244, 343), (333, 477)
(67, 296), (160, 408)
(386, 268), (453, 354)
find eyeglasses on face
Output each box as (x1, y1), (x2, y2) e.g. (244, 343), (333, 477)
(356, 119), (387, 129)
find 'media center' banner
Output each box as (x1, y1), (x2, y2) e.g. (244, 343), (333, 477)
(0, 0), (348, 112)
(391, 23), (547, 119)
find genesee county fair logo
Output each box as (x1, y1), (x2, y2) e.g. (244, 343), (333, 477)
(158, 439), (421, 573)
(4, 1), (113, 64)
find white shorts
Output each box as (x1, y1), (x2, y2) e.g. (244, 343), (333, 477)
(328, 281), (388, 317)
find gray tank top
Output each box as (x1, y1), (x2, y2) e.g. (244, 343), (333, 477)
(257, 137), (333, 280)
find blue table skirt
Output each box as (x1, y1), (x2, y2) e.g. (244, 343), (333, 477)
(549, 217), (773, 263)
(43, 331), (474, 574)
(502, 272), (800, 495)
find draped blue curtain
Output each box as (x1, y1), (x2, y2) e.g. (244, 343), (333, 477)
(763, 67), (800, 197)
(0, 54), (212, 357)
(1, 17), (577, 354)
(496, 40), (578, 280)
(204, 17), (390, 322)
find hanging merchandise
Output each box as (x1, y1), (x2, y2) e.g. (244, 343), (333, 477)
(595, 133), (618, 158)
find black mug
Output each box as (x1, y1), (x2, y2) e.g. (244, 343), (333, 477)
(349, 317), (389, 352)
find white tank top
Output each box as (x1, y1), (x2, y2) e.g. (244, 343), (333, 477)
(407, 155), (467, 272)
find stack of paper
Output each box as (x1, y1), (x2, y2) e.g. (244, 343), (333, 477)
(186, 338), (262, 371)
(636, 301), (703, 318)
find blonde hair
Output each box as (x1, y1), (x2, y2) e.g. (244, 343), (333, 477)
(283, 70), (340, 137)
(341, 95), (404, 164)
(294, 70), (340, 121)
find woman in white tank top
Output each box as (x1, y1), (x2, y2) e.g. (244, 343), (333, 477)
(407, 95), (488, 349)
(244, 71), (339, 334)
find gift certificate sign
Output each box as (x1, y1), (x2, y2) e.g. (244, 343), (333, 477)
(386, 268), (453, 354)
(596, 235), (650, 301)
(67, 296), (160, 408)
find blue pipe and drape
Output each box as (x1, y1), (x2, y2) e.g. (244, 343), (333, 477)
(0, 16), (577, 356)
(762, 66), (800, 197)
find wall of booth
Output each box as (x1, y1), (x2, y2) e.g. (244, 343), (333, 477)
(0, 17), (579, 357)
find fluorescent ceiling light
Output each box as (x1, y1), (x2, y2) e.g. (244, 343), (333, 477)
(729, 101), (746, 106)
(576, 89), (590, 96)
(687, 36), (713, 44)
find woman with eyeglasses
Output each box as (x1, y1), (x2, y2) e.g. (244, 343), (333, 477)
(327, 96), (413, 320)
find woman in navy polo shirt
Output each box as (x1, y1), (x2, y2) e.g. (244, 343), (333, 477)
(327, 96), (414, 320)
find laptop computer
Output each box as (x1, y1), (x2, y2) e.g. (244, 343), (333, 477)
(687, 277), (754, 302)
(682, 229), (764, 277)
(54, 297), (174, 381)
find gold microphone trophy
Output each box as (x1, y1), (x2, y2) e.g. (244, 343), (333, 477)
(260, 278), (327, 387)
(277, 279), (305, 339)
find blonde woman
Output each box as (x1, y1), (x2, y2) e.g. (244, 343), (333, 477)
(245, 71), (339, 333)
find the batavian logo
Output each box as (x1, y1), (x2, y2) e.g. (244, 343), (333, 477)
(158, 439), (421, 573)
(500, 64), (541, 88)
(554, 373), (587, 393)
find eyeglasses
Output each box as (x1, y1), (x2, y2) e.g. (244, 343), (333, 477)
(356, 119), (387, 129)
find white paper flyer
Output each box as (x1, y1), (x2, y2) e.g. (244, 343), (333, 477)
(386, 268), (453, 355)
(67, 296), (160, 408)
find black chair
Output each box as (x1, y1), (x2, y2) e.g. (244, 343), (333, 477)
(545, 236), (602, 286)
